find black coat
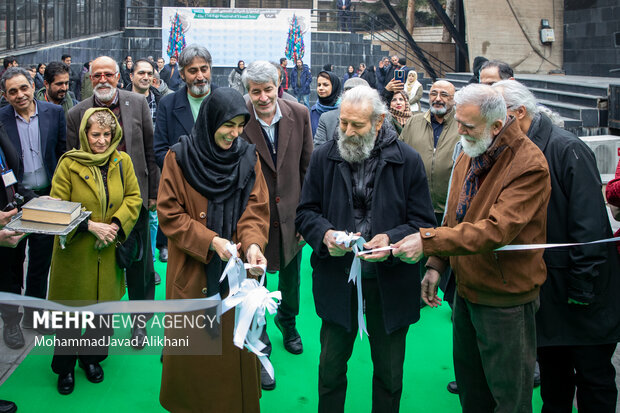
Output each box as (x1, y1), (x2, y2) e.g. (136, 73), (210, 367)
(531, 114), (620, 347)
(295, 125), (436, 333)
(153, 84), (218, 169)
(0, 122), (36, 209)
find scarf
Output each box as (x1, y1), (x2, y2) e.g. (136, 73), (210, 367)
(455, 141), (507, 222)
(317, 71), (341, 107)
(235, 61), (245, 76)
(171, 87), (256, 297)
(57, 107), (123, 219)
(388, 91), (412, 129)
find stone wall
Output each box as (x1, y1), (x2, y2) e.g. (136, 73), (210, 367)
(563, 0), (620, 77)
(463, 0), (564, 74)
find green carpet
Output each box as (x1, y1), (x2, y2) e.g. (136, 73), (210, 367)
(0, 246), (561, 412)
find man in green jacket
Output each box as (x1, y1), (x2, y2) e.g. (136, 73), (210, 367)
(400, 80), (458, 227)
(34, 61), (77, 117)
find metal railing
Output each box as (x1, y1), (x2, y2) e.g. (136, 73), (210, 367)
(124, 5), (455, 77)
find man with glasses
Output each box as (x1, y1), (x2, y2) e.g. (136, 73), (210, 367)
(0, 67), (66, 346)
(66, 56), (159, 349)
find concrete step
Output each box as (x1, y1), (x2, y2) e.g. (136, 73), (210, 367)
(529, 87), (604, 108)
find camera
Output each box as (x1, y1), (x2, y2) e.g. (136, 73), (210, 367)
(4, 193), (25, 212)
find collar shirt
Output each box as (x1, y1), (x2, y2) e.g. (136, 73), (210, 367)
(15, 102), (49, 190)
(253, 101), (282, 148)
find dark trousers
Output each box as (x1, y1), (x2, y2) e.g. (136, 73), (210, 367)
(453, 294), (537, 413)
(126, 206), (155, 325)
(51, 315), (113, 375)
(275, 251), (302, 329)
(0, 242), (26, 325)
(261, 250), (302, 357)
(24, 232), (54, 299)
(126, 206), (155, 302)
(538, 343), (617, 413)
(318, 278), (408, 413)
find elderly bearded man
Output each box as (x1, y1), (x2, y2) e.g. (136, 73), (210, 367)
(296, 85), (436, 412)
(393, 84), (551, 413)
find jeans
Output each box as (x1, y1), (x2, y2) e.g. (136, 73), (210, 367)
(148, 209), (158, 263)
(296, 93), (310, 109)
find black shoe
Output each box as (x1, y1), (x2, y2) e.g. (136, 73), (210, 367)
(57, 371), (75, 395)
(260, 364), (276, 391)
(78, 360), (103, 383)
(534, 361), (541, 388)
(131, 326), (147, 349)
(447, 381), (458, 394)
(22, 309), (56, 335)
(0, 400), (16, 413)
(274, 317), (303, 355)
(3, 322), (24, 349)
(159, 247), (168, 262)
(154, 271), (162, 286)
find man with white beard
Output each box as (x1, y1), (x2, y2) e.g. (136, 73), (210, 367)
(66, 55), (159, 349)
(392, 84), (551, 413)
(296, 85), (436, 412)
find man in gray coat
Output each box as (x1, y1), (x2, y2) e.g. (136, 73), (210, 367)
(66, 56), (159, 348)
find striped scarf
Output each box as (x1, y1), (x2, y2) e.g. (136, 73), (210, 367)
(455, 144), (506, 222)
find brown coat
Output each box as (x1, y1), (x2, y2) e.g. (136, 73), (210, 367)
(157, 150), (270, 413)
(241, 99), (313, 271)
(423, 117), (551, 307)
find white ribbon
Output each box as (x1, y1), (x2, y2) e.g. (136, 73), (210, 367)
(221, 279), (281, 380)
(219, 242), (267, 297)
(333, 232), (368, 339)
(495, 236), (620, 251)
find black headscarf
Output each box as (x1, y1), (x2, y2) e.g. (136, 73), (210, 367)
(171, 87), (256, 297)
(323, 63), (334, 72)
(317, 71), (341, 107)
(469, 56), (489, 84)
(235, 60), (245, 75)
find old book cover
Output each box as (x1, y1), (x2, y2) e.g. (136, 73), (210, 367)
(21, 198), (81, 225)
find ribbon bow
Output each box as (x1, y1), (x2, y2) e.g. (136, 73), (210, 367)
(222, 279), (281, 380)
(333, 232), (369, 339)
(219, 242), (267, 296)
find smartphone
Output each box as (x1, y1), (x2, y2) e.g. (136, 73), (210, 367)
(394, 69), (405, 83)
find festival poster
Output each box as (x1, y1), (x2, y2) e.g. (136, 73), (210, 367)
(162, 7), (312, 68)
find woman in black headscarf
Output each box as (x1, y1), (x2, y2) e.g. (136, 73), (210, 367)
(310, 71), (341, 136)
(228, 60), (246, 95)
(158, 87), (270, 412)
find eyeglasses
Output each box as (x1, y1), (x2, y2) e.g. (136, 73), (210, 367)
(91, 72), (118, 81)
(429, 91), (453, 98)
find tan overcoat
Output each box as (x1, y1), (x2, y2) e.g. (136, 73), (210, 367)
(157, 150), (270, 413)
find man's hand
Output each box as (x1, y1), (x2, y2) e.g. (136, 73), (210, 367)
(385, 78), (404, 93)
(148, 199), (157, 211)
(392, 233), (423, 264)
(246, 244), (267, 277)
(88, 220), (119, 249)
(210, 237), (240, 262)
(323, 229), (358, 257)
(421, 269), (442, 308)
(0, 229), (27, 248)
(0, 208), (18, 228)
(360, 233), (390, 262)
(297, 232), (306, 247)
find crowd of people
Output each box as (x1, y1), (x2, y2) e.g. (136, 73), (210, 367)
(0, 45), (619, 413)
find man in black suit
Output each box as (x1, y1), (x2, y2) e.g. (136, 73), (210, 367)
(337, 0), (352, 31)
(153, 44), (216, 169)
(0, 122), (28, 413)
(0, 67), (66, 344)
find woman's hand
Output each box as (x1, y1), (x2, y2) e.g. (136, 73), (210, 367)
(88, 220), (119, 250)
(210, 237), (240, 262)
(246, 244), (267, 277)
(385, 78), (404, 93)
